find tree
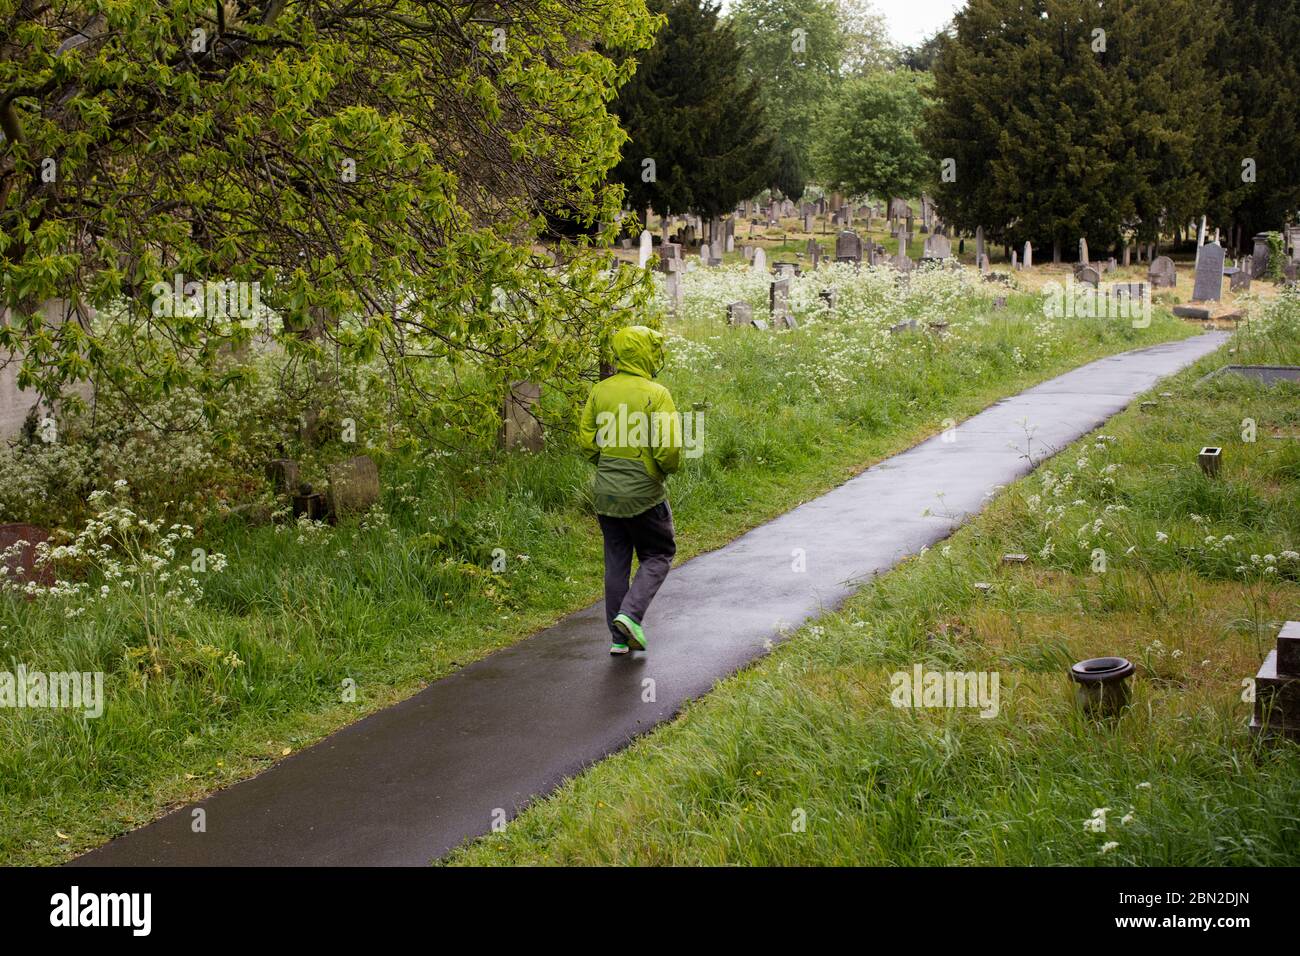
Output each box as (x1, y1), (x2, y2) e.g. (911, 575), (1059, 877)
(837, 0), (895, 75)
(814, 71), (931, 202)
(0, 0), (657, 437)
(1215, 0), (1300, 243)
(730, 0), (843, 190)
(898, 28), (949, 72)
(924, 0), (1222, 256)
(611, 0), (774, 221)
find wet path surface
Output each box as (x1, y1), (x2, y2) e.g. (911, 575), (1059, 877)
(75, 333), (1228, 866)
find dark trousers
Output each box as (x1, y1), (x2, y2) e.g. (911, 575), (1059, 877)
(597, 500), (676, 639)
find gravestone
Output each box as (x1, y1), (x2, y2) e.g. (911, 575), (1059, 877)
(727, 302), (752, 326)
(1230, 270), (1251, 292)
(0, 523), (54, 589)
(1077, 267), (1100, 288)
(774, 261), (798, 277)
(1078, 237), (1089, 266)
(327, 455), (382, 514)
(751, 247), (767, 273)
(1023, 241), (1033, 269)
(1192, 241), (1225, 301)
(835, 230), (863, 263)
(266, 459), (300, 494)
(637, 230), (652, 268)
(1252, 234), (1270, 278)
(1148, 256), (1176, 289)
(665, 269), (683, 312)
(1249, 620), (1300, 743)
(923, 234), (952, 259)
(819, 288), (837, 310)
(769, 278), (791, 324)
(1011, 250), (1019, 270)
(803, 213), (814, 233)
(975, 226), (985, 266)
(1122, 244), (1130, 267)
(806, 238), (821, 267)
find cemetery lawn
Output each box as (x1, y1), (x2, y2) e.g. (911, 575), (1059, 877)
(448, 303), (1300, 867)
(0, 273), (1203, 865)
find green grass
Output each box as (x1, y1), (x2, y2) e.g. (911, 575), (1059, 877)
(1, 270), (1199, 865)
(446, 301), (1300, 866)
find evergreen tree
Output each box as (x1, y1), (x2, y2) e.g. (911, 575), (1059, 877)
(612, 0), (775, 220)
(925, 0), (1221, 255)
(1216, 0), (1300, 242)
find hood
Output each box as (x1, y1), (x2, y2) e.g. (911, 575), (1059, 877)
(612, 325), (666, 379)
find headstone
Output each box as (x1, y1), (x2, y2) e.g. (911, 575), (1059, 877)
(819, 288), (837, 310)
(727, 301), (753, 326)
(751, 247), (767, 273)
(803, 213), (813, 233)
(834, 230), (863, 263)
(266, 459), (300, 494)
(327, 454), (382, 513)
(923, 234), (952, 259)
(1148, 256), (1176, 289)
(1077, 266), (1099, 288)
(0, 523), (54, 589)
(1122, 244), (1130, 267)
(1249, 620), (1300, 743)
(1230, 270), (1251, 292)
(769, 278), (791, 324)
(806, 238), (821, 267)
(1011, 250), (1019, 270)
(975, 226), (985, 266)
(1173, 305), (1211, 320)
(774, 261), (798, 277)
(1252, 234), (1270, 278)
(1023, 241), (1033, 269)
(1078, 237), (1089, 266)
(1192, 241), (1225, 301)
(637, 230), (652, 268)
(665, 269), (683, 312)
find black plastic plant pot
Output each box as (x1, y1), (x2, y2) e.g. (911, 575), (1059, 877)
(1070, 656), (1137, 717)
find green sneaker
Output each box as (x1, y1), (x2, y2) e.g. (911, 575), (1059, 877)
(612, 613), (646, 651)
(609, 641), (629, 656)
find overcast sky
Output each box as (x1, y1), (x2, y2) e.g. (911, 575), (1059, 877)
(878, 0), (963, 45)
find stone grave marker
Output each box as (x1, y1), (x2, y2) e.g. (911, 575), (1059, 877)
(835, 230), (863, 263)
(327, 454), (382, 514)
(727, 301), (752, 326)
(1148, 256), (1176, 289)
(1192, 241), (1225, 301)
(1077, 266), (1100, 288)
(1252, 234), (1270, 278)
(751, 247), (767, 273)
(1023, 241), (1033, 269)
(637, 230), (652, 268)
(769, 277), (792, 325)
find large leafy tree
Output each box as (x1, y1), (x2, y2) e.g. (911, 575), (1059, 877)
(730, 0), (843, 196)
(813, 70), (931, 202)
(612, 0), (774, 221)
(0, 0), (656, 434)
(925, 0), (1221, 256)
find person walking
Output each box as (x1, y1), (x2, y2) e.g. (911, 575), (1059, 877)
(578, 325), (682, 655)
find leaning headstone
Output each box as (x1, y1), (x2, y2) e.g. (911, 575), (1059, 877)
(1148, 256), (1176, 289)
(727, 301), (753, 326)
(327, 454), (382, 514)
(1192, 241), (1225, 301)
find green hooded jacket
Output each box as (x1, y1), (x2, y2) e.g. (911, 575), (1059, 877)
(579, 326), (682, 517)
